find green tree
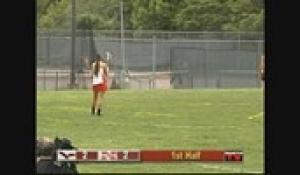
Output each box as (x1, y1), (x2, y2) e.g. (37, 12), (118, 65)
(174, 0), (233, 31)
(38, 0), (70, 29)
(222, 0), (264, 31)
(37, 0), (264, 31)
(77, 0), (120, 30)
(77, 14), (100, 30)
(37, 0), (63, 20)
(131, 0), (181, 30)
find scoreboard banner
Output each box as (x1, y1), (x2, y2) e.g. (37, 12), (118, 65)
(57, 150), (243, 163)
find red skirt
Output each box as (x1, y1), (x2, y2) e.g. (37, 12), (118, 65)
(93, 82), (107, 93)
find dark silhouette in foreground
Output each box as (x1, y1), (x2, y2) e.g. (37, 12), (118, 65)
(36, 137), (78, 174)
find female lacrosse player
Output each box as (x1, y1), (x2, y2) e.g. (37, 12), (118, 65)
(257, 54), (265, 86)
(261, 55), (265, 80)
(91, 54), (109, 116)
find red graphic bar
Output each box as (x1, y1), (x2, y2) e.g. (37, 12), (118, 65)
(141, 150), (227, 162)
(201, 150), (225, 161)
(57, 150), (243, 162)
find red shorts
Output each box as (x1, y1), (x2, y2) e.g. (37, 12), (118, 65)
(93, 82), (107, 93)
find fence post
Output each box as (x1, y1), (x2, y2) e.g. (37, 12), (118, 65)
(216, 71), (221, 89)
(258, 42), (262, 88)
(152, 35), (157, 89)
(238, 32), (241, 51)
(46, 35), (50, 66)
(120, 1), (126, 89)
(204, 51), (208, 88)
(55, 71), (58, 90)
(43, 70), (46, 90)
(84, 71), (87, 89)
(75, 72), (78, 89)
(190, 73), (193, 89)
(149, 79), (152, 89)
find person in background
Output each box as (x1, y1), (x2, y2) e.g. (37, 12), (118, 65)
(260, 54), (265, 87)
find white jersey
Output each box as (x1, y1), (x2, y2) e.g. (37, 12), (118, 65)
(92, 74), (104, 85)
(92, 62), (105, 85)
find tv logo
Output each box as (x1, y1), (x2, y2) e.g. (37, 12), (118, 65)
(224, 151), (243, 162)
(57, 150), (77, 161)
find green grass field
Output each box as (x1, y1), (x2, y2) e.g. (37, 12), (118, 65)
(37, 89), (264, 173)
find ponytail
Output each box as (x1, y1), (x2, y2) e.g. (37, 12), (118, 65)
(94, 60), (99, 77)
(94, 54), (102, 76)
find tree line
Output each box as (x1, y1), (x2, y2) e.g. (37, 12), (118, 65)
(37, 0), (264, 31)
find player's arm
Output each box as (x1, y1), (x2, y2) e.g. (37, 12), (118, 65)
(106, 64), (109, 77)
(103, 63), (109, 79)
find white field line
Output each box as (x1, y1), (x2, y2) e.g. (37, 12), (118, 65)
(150, 124), (242, 130)
(248, 112), (263, 120)
(198, 164), (262, 173)
(188, 103), (252, 106)
(197, 163), (243, 172)
(102, 121), (242, 130)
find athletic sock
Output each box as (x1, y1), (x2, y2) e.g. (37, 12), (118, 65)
(97, 108), (101, 116)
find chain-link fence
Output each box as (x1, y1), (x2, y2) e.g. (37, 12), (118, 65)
(37, 30), (264, 90)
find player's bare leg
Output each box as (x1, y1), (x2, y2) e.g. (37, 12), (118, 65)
(91, 91), (98, 115)
(96, 92), (104, 116)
